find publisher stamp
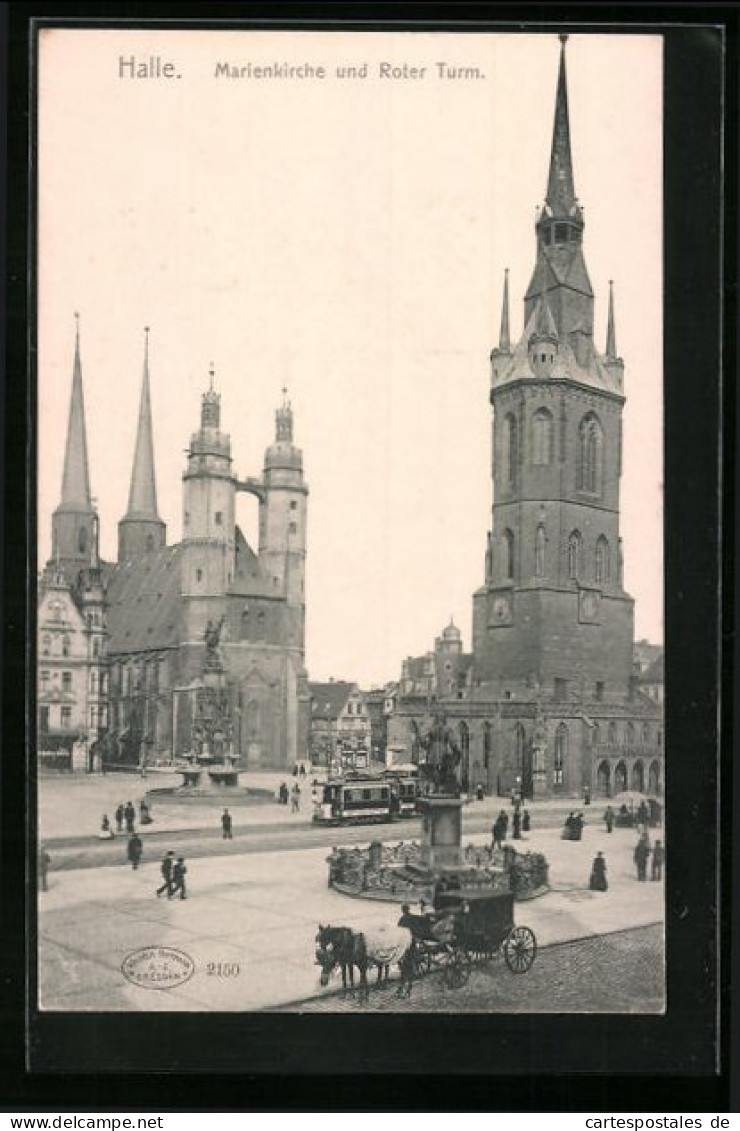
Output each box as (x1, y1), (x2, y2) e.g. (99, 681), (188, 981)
(121, 947), (195, 990)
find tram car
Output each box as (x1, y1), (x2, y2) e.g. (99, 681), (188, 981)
(312, 772), (418, 826)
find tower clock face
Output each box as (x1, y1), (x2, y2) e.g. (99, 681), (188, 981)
(491, 595), (511, 625)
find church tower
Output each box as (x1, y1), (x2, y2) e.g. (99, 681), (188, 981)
(472, 35), (634, 701)
(259, 390), (308, 657)
(117, 328), (167, 561)
(181, 370), (236, 650)
(51, 314), (98, 573)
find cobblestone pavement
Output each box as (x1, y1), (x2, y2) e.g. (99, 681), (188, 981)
(276, 924), (664, 1013)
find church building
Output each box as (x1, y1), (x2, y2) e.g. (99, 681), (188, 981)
(38, 323), (310, 771)
(388, 37), (663, 799)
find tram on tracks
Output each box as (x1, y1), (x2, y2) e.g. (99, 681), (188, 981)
(312, 769), (419, 826)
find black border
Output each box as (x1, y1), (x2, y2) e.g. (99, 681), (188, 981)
(2, 1), (732, 1112)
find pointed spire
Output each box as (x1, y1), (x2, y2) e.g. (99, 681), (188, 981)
(499, 269), (511, 351)
(276, 386), (294, 442)
(59, 312), (92, 509)
(545, 35), (578, 218)
(125, 327), (160, 518)
(605, 279), (617, 358)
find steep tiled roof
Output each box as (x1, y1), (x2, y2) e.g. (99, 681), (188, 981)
(309, 681), (355, 719)
(105, 544), (184, 654)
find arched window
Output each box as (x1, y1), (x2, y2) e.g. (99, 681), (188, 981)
(554, 723), (568, 786)
(578, 413), (603, 494)
(568, 530), (582, 580)
(593, 721), (601, 746)
(504, 529), (515, 579)
(502, 413), (518, 488)
(608, 720), (618, 745)
(626, 722), (635, 747)
(483, 722), (492, 769)
(532, 408), (553, 465)
(535, 524), (546, 577)
(642, 723), (650, 745)
(595, 536), (610, 584)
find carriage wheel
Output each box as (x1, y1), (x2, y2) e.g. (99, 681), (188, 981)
(443, 952), (470, 989)
(503, 926), (537, 973)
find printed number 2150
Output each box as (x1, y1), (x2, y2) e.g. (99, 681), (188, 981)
(206, 962), (241, 977)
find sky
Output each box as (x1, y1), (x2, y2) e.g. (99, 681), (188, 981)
(37, 29), (663, 687)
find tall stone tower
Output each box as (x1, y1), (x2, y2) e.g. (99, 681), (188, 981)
(258, 390), (308, 656)
(472, 35), (634, 701)
(118, 328), (167, 561)
(181, 371), (237, 652)
(51, 314), (98, 573)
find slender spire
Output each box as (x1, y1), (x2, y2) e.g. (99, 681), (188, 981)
(499, 269), (511, 351)
(125, 327), (160, 518)
(545, 34), (578, 219)
(276, 386), (294, 442)
(59, 312), (92, 509)
(605, 279), (617, 358)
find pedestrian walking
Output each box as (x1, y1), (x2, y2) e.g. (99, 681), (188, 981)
(492, 811), (507, 850)
(476, 783), (484, 801)
(279, 781), (289, 805)
(115, 804), (125, 834)
(651, 840), (665, 881)
(589, 851), (608, 891)
(583, 785), (591, 806)
(156, 850), (175, 898)
(171, 857), (187, 900)
(140, 799), (153, 825)
(634, 837), (650, 882)
(604, 805), (615, 834)
(39, 846), (51, 892)
(637, 800), (649, 826)
(522, 808), (531, 834)
(299, 764), (306, 778)
(99, 814), (114, 839)
(127, 833), (143, 871)
(221, 808), (233, 839)
(124, 801), (136, 834)
(512, 808), (522, 840)
(291, 784), (301, 813)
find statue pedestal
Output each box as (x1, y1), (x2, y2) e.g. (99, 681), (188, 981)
(419, 795), (463, 869)
(532, 770), (548, 798)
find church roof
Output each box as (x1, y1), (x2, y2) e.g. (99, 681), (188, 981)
(124, 329), (162, 522)
(104, 544), (184, 654)
(309, 681), (357, 719)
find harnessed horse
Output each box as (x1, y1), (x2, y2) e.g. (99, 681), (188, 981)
(315, 924), (415, 1001)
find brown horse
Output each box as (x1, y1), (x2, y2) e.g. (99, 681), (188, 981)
(315, 924), (414, 1002)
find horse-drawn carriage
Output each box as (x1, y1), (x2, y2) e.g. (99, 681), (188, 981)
(408, 890), (537, 988)
(315, 889), (537, 1001)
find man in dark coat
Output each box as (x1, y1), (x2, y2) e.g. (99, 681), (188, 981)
(589, 851), (608, 891)
(127, 833), (143, 871)
(522, 808), (531, 833)
(124, 801), (136, 834)
(115, 804), (125, 834)
(156, 851), (175, 898)
(604, 805), (615, 833)
(512, 808), (522, 840)
(221, 808), (233, 839)
(651, 840), (665, 881)
(634, 837), (650, 881)
(491, 811), (507, 850)
(171, 857), (187, 900)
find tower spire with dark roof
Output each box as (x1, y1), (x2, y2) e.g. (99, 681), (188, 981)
(117, 327), (167, 561)
(60, 312), (92, 509)
(605, 279), (617, 358)
(499, 269), (511, 352)
(545, 34), (577, 219)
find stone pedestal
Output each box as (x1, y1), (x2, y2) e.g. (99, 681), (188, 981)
(419, 795), (463, 869)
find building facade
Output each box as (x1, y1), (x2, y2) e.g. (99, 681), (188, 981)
(308, 681), (370, 770)
(388, 37), (663, 799)
(39, 325), (310, 771)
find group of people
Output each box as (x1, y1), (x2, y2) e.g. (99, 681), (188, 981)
(155, 850), (188, 900)
(277, 781), (302, 812)
(562, 811), (585, 839)
(99, 798), (153, 840)
(634, 834), (665, 882)
(491, 803), (530, 849)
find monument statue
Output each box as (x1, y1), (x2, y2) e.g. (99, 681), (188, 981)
(419, 712), (462, 795)
(204, 615), (226, 670)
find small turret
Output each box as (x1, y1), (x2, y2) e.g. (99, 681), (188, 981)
(528, 294), (559, 378)
(603, 280), (625, 387)
(490, 269), (512, 385)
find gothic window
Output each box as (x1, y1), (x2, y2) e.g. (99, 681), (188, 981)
(502, 413), (518, 488)
(535, 524), (546, 577)
(608, 720), (618, 745)
(593, 721), (601, 745)
(642, 723), (650, 745)
(626, 722), (635, 747)
(595, 536), (610, 584)
(554, 723), (568, 785)
(568, 530), (582, 580)
(78, 527), (88, 553)
(532, 408), (553, 465)
(504, 529), (515, 580)
(578, 413), (604, 494)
